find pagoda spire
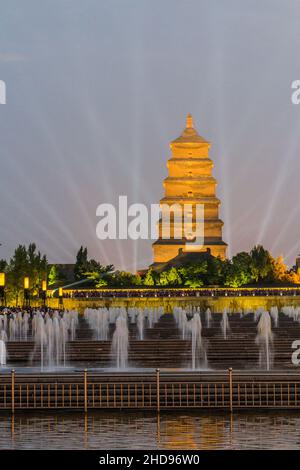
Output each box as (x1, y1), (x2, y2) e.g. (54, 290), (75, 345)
(186, 113), (194, 128)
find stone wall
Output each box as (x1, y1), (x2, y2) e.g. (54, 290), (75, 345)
(45, 296), (300, 314)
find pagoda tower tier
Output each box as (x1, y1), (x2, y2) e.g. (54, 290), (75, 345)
(152, 114), (227, 264)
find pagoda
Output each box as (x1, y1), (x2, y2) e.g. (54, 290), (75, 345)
(152, 114), (227, 265)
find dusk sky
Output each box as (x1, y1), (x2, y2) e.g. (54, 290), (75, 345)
(1, 0), (300, 270)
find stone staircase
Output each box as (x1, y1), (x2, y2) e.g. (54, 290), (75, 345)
(5, 312), (300, 370)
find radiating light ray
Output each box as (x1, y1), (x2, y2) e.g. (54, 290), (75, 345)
(129, 31), (145, 273)
(30, 95), (113, 266)
(0, 154), (75, 260)
(256, 116), (300, 245)
(284, 240), (300, 265)
(230, 197), (263, 234)
(80, 102), (126, 268)
(270, 203), (300, 254)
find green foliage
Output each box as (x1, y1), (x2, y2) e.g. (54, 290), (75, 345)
(75, 246), (114, 287)
(109, 270), (142, 288)
(0, 259), (7, 271)
(85, 262), (114, 288)
(1, 241), (298, 298)
(250, 245), (273, 282)
(48, 265), (67, 286)
(224, 252), (253, 287)
(178, 263), (207, 287)
(143, 268), (155, 286)
(6, 243), (48, 304)
(205, 257), (225, 285)
(74, 246), (89, 280)
(157, 267), (182, 286)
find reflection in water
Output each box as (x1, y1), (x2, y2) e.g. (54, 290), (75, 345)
(1, 411), (300, 449)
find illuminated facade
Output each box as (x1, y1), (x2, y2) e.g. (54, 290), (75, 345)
(152, 114), (227, 264)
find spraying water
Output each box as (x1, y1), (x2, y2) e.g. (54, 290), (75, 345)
(205, 308), (212, 328)
(187, 313), (207, 369)
(0, 339), (6, 365)
(256, 311), (273, 371)
(137, 310), (144, 340)
(111, 313), (129, 369)
(220, 310), (230, 340)
(84, 308), (109, 340)
(270, 306), (279, 328)
(31, 310), (78, 370)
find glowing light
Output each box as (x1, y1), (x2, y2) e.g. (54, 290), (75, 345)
(0, 273), (5, 287)
(42, 280), (47, 292)
(58, 287), (63, 297)
(24, 277), (29, 289)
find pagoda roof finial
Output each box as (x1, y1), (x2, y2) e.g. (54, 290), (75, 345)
(170, 114), (209, 145)
(186, 113), (194, 128)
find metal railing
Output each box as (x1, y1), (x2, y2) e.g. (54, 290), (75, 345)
(1, 369), (300, 411)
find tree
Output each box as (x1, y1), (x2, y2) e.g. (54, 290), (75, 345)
(0, 259), (7, 272)
(178, 263), (207, 287)
(27, 243), (48, 294)
(6, 245), (28, 304)
(143, 268), (155, 286)
(205, 257), (225, 285)
(269, 255), (288, 282)
(6, 244), (48, 304)
(74, 246), (88, 280)
(48, 264), (68, 286)
(156, 268), (182, 287)
(250, 245), (273, 282)
(109, 271), (142, 288)
(85, 261), (114, 287)
(224, 252), (253, 287)
(287, 268), (300, 285)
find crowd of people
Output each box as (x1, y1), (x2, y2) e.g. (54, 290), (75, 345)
(61, 288), (300, 299)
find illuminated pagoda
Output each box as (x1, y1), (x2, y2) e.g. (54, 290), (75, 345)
(152, 114), (227, 266)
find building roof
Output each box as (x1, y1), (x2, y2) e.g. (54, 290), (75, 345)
(171, 114), (210, 145)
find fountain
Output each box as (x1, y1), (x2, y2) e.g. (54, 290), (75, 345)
(220, 310), (230, 340)
(256, 310), (273, 371)
(84, 308), (109, 340)
(137, 310), (144, 340)
(254, 307), (265, 322)
(111, 313), (129, 369)
(174, 308), (188, 339)
(270, 306), (279, 327)
(187, 313), (207, 369)
(30, 310), (78, 370)
(0, 339), (6, 365)
(205, 308), (212, 328)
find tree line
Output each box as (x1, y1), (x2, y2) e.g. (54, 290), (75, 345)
(1, 243), (300, 303)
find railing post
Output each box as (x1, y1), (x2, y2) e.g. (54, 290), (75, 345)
(156, 368), (160, 413)
(228, 367), (233, 413)
(84, 369), (88, 413)
(11, 369), (15, 414)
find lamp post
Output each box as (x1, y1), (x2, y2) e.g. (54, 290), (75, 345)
(24, 277), (30, 308)
(58, 287), (63, 309)
(0, 272), (6, 307)
(41, 280), (47, 308)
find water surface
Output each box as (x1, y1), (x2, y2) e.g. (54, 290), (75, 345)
(1, 411), (300, 449)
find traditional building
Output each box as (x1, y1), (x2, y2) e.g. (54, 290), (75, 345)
(152, 114), (227, 266)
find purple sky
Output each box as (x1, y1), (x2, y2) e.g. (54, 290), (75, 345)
(1, 0), (300, 270)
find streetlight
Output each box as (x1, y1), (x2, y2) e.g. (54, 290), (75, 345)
(41, 280), (47, 308)
(24, 277), (30, 308)
(58, 287), (63, 309)
(0, 272), (6, 306)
